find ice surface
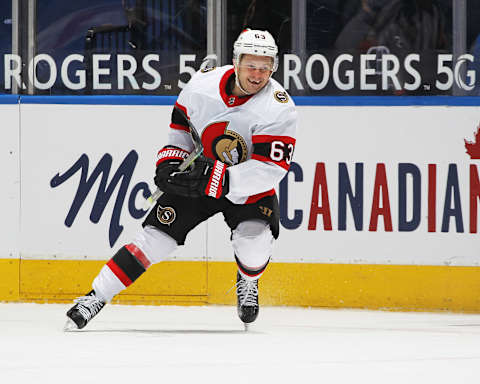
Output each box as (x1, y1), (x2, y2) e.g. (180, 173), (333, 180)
(1, 303), (480, 384)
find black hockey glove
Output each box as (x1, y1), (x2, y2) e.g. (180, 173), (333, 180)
(154, 146), (191, 195)
(165, 155), (229, 199)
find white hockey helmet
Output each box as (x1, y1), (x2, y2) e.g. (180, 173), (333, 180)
(233, 29), (278, 72)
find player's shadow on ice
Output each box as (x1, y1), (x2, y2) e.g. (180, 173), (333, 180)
(80, 329), (259, 335)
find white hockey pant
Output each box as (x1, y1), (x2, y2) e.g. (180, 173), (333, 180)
(231, 219), (273, 281)
(93, 220), (273, 302)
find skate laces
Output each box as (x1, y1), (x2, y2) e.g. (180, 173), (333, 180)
(74, 294), (104, 320)
(236, 278), (258, 307)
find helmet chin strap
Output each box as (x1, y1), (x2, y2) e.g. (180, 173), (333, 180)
(233, 64), (252, 96)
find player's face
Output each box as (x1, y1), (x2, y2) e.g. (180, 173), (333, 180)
(234, 54), (273, 95)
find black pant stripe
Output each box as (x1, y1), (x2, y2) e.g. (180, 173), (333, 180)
(112, 246), (146, 282)
(234, 255), (270, 277)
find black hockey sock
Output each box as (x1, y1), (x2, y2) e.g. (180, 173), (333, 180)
(106, 244), (151, 287)
(234, 255), (270, 279)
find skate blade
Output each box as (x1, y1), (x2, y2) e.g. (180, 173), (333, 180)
(63, 318), (79, 332)
(244, 323), (250, 332)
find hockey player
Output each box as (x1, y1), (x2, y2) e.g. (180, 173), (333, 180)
(65, 29), (297, 331)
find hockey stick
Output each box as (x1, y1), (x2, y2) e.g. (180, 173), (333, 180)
(143, 106), (204, 209)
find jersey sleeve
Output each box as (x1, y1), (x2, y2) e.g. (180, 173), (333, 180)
(226, 106), (297, 204)
(166, 101), (195, 153)
(165, 74), (200, 153)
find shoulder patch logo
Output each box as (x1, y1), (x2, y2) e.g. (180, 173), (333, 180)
(157, 205), (176, 225)
(274, 91), (289, 103)
(201, 66), (216, 73)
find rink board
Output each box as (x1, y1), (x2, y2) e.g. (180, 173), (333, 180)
(2, 259), (480, 312)
(14, 102), (480, 265)
(1, 96), (480, 311)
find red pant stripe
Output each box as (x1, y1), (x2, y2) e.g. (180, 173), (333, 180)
(235, 256), (270, 278)
(107, 259), (133, 287)
(125, 243), (151, 269)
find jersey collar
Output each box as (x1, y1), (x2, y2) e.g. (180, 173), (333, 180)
(219, 68), (253, 108)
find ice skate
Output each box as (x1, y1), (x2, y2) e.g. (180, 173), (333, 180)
(236, 272), (259, 329)
(64, 290), (105, 331)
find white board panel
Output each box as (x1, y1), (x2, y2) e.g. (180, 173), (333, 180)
(0, 105), (20, 259)
(18, 103), (480, 266)
(277, 106), (480, 265)
(20, 104), (205, 261)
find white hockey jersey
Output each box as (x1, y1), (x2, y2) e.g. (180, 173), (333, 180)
(166, 65), (297, 205)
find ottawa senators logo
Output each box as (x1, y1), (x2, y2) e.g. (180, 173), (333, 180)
(202, 121), (248, 166)
(157, 205), (176, 225)
(274, 91), (289, 103)
(212, 130), (247, 165)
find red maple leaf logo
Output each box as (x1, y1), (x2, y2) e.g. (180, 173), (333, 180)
(465, 124), (480, 159)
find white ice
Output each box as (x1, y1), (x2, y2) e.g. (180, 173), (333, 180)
(1, 303), (480, 384)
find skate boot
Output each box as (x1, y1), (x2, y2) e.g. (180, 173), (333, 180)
(64, 290), (105, 331)
(236, 272), (259, 329)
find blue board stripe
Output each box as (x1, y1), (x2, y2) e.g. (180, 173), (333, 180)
(293, 96), (480, 106)
(0, 95), (20, 104)
(18, 95), (178, 105)
(1, 94), (480, 106)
